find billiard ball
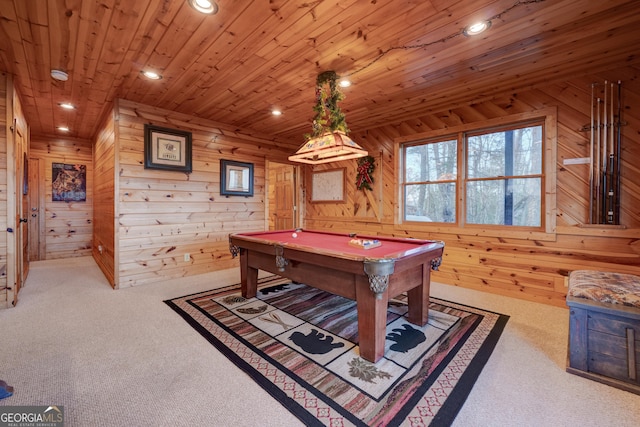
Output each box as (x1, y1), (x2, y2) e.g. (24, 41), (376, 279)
(292, 232), (298, 238)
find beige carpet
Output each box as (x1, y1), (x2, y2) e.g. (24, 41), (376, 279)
(0, 257), (638, 426)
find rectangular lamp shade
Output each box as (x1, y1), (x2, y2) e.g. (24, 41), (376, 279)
(288, 131), (368, 165)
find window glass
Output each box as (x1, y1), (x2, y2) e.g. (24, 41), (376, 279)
(405, 183), (456, 223)
(466, 125), (542, 227)
(404, 140), (457, 223)
(467, 126), (542, 178)
(466, 178), (541, 226)
(401, 122), (544, 229)
(405, 141), (457, 181)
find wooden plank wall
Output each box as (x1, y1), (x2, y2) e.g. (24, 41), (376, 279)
(304, 67), (640, 308)
(109, 99), (296, 288)
(93, 109), (117, 287)
(0, 73), (7, 303)
(29, 136), (93, 259)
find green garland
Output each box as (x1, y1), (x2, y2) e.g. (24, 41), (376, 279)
(306, 71), (350, 139)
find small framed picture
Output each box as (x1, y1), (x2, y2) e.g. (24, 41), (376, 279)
(144, 124), (192, 172)
(220, 160), (254, 197)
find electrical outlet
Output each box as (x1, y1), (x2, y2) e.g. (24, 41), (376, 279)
(184, 253), (190, 262)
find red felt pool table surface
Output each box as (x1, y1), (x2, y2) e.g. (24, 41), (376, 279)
(232, 229), (438, 260)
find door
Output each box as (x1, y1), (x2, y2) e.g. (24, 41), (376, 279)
(272, 163), (296, 230)
(28, 157), (44, 261)
(15, 128), (29, 302)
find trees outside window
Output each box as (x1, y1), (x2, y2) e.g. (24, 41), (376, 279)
(402, 122), (544, 229)
(404, 139), (457, 223)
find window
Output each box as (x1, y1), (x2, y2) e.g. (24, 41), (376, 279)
(404, 139), (457, 223)
(402, 120), (545, 229)
(466, 124), (543, 226)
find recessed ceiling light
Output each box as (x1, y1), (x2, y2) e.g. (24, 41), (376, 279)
(463, 20), (491, 36)
(141, 70), (162, 80)
(272, 109), (282, 116)
(339, 79), (351, 88)
(57, 126), (70, 132)
(59, 103), (75, 110)
(51, 69), (69, 81)
(188, 0), (218, 14)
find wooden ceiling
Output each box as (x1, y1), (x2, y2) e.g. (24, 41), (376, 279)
(1, 0), (639, 145)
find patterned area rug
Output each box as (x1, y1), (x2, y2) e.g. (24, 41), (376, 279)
(165, 277), (509, 426)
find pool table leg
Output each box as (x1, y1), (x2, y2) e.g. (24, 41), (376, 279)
(356, 275), (387, 363)
(239, 250), (258, 298)
(407, 264), (431, 326)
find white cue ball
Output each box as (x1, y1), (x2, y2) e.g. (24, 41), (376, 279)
(292, 232), (297, 238)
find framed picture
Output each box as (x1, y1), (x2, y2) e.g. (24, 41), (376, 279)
(311, 168), (345, 202)
(220, 160), (254, 197)
(52, 163), (87, 202)
(144, 124), (192, 172)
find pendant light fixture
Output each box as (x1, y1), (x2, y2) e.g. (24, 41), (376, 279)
(289, 71), (367, 165)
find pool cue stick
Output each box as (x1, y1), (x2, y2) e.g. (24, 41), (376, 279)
(601, 82), (608, 223)
(595, 96), (601, 223)
(614, 80), (622, 224)
(589, 83), (595, 224)
(607, 82), (615, 223)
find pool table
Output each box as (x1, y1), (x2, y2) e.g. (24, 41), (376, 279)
(228, 229), (444, 362)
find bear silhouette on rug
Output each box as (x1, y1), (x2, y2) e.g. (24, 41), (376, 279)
(289, 329), (345, 354)
(387, 324), (426, 353)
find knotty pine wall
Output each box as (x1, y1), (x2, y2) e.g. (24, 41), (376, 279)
(93, 99), (296, 288)
(0, 73), (8, 303)
(93, 109), (116, 286)
(304, 67), (640, 308)
(29, 136), (93, 259)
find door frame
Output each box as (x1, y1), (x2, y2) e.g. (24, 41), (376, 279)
(16, 128), (29, 292)
(266, 161), (302, 230)
(6, 86), (30, 307)
(28, 157), (45, 261)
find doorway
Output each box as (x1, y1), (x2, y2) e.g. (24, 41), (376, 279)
(28, 157), (44, 260)
(268, 162), (297, 230)
(13, 127), (29, 305)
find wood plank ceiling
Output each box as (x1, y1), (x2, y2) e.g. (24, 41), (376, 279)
(0, 0), (639, 145)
